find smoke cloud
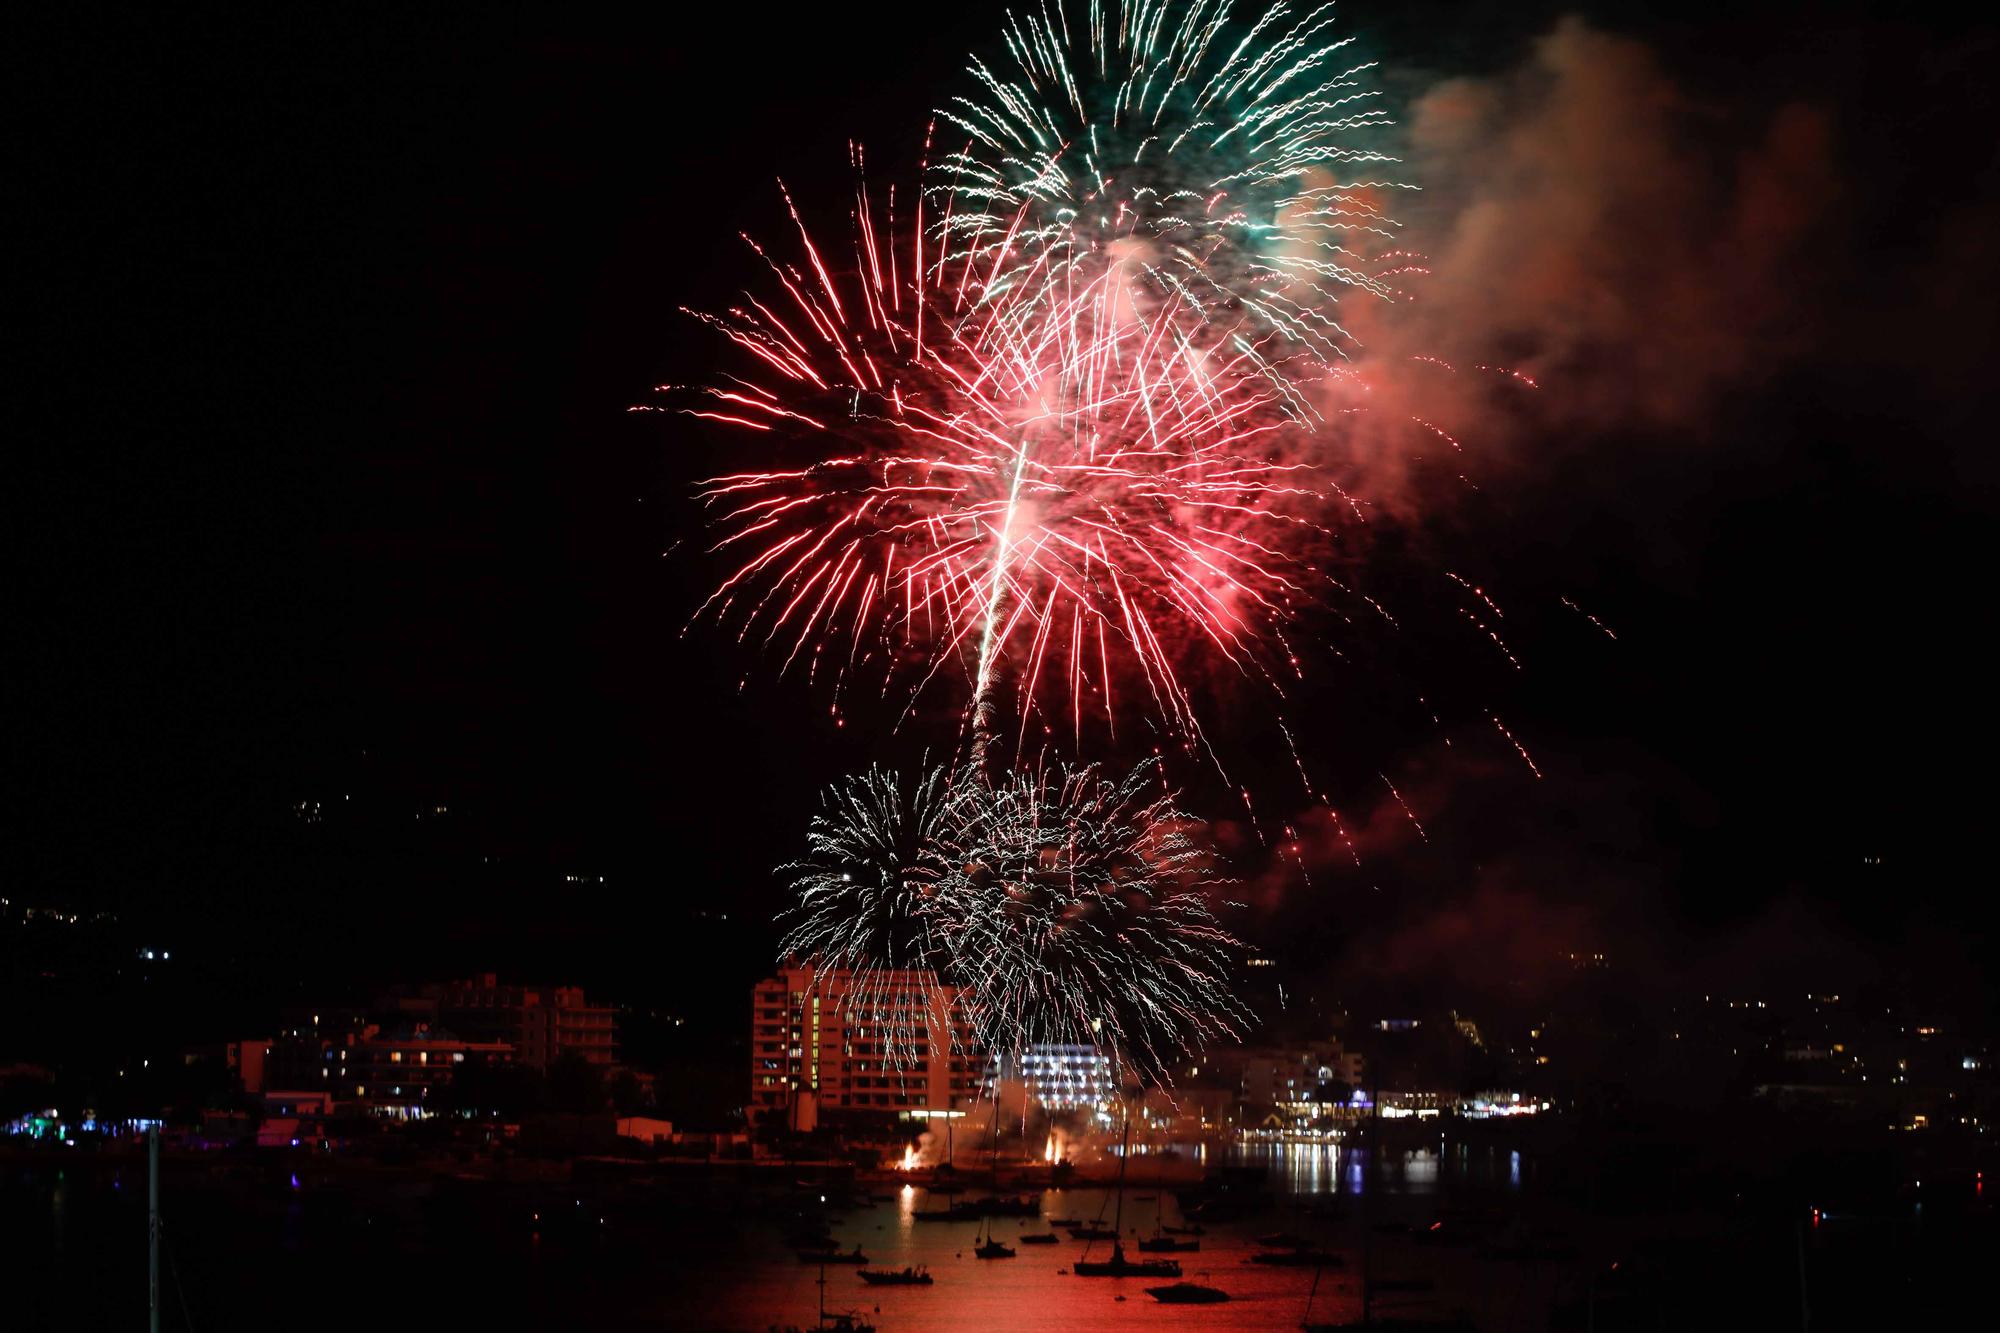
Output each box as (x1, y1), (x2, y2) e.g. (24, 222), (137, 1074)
(1331, 16), (1847, 488)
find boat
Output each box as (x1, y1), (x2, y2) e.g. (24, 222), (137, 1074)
(857, 1267), (933, 1286)
(1138, 1233), (1199, 1252)
(1161, 1222), (1205, 1236)
(1146, 1282), (1230, 1305)
(973, 1216), (1016, 1259)
(1066, 1224), (1119, 1241)
(1257, 1231), (1313, 1249)
(979, 1194), (1042, 1217)
(1304, 1312), (1480, 1320)
(1074, 1243), (1182, 1278)
(1071, 1113), (1179, 1279)
(796, 1247), (868, 1265)
(792, 1240), (864, 1264)
(1018, 1231), (1059, 1245)
(1251, 1248), (1343, 1267)
(778, 1259), (877, 1333)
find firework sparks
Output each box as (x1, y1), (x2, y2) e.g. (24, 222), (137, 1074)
(933, 0), (1410, 376)
(667, 1), (1570, 847)
(776, 757), (1250, 1082)
(1560, 594), (1619, 641)
(1379, 770), (1427, 841)
(1489, 712), (1543, 780)
(676, 144), (1349, 762)
(775, 764), (961, 1064)
(940, 758), (1251, 1079)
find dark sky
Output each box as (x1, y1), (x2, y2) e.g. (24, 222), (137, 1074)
(11, 2), (1998, 1023)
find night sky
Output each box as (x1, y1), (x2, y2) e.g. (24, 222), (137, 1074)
(11, 2), (1999, 1038)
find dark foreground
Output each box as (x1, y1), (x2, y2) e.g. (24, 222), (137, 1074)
(4, 1126), (1990, 1331)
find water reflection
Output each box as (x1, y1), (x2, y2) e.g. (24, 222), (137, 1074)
(1228, 1140), (1526, 1195)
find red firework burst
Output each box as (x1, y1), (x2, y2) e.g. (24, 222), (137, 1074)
(658, 146), (1358, 761)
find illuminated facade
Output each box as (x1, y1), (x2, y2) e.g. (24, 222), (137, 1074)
(331, 1024), (514, 1116)
(1234, 1043), (1367, 1117)
(749, 965), (986, 1130)
(1001, 1044), (1116, 1110)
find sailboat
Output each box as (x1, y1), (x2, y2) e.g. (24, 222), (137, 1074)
(1137, 1230), (1199, 1252)
(1072, 1115), (1181, 1278)
(973, 1215), (1016, 1259)
(773, 1262), (877, 1333)
(1074, 1241), (1182, 1279)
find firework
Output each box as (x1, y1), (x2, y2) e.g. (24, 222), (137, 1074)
(939, 757), (1251, 1081)
(673, 147), (1351, 765)
(933, 0), (1408, 372)
(776, 757), (1249, 1083)
(775, 764), (963, 1064)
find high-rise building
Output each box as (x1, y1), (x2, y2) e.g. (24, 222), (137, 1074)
(749, 965), (986, 1131)
(999, 1044), (1117, 1111)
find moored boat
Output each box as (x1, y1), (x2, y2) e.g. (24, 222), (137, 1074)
(1257, 1231), (1313, 1249)
(796, 1247), (867, 1265)
(1073, 1242), (1183, 1278)
(1066, 1224), (1118, 1241)
(979, 1194), (1041, 1217)
(1145, 1282), (1229, 1304)
(1251, 1248), (1343, 1267)
(1138, 1233), (1198, 1252)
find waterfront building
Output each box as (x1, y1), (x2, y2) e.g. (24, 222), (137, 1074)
(749, 964), (986, 1131)
(412, 974), (618, 1071)
(1230, 1042), (1366, 1118)
(998, 1044), (1117, 1111)
(332, 1023), (515, 1116)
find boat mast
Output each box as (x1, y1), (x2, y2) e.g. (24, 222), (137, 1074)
(1362, 1054), (1381, 1325)
(148, 1124), (160, 1333)
(1113, 1104), (1129, 1240)
(989, 1050), (1006, 1177)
